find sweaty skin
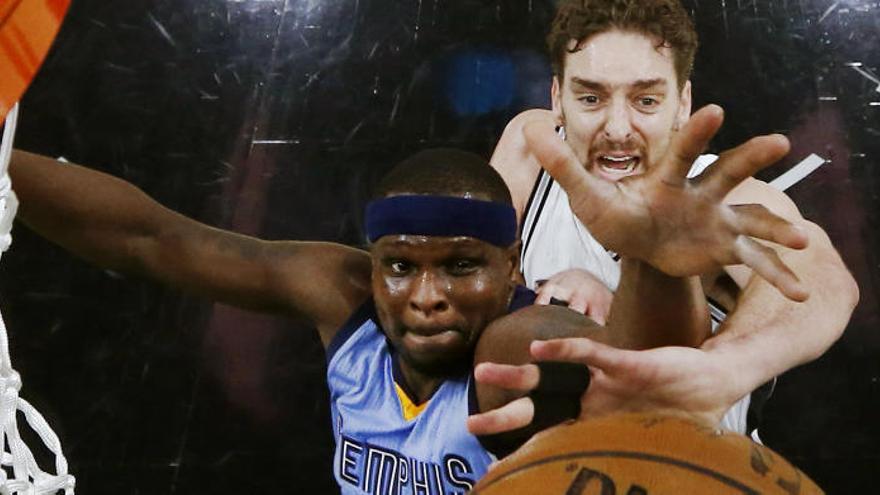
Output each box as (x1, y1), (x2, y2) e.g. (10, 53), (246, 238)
(494, 26), (856, 357)
(9, 139), (808, 443)
(479, 27), (857, 435)
(6, 150), (712, 409)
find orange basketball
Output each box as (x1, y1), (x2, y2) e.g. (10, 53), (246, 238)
(473, 413), (823, 495)
(0, 0), (70, 119)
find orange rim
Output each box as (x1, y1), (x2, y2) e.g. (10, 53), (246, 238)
(0, 0), (70, 119)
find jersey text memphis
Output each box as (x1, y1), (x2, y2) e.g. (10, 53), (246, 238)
(326, 301), (491, 495)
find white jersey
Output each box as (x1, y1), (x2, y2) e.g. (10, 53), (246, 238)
(519, 155), (756, 436)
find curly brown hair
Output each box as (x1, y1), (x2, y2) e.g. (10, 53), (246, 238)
(548, 0), (698, 89)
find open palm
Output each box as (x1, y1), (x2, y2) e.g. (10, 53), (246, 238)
(524, 105), (809, 301)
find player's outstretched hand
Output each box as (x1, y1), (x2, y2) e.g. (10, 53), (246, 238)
(523, 105), (809, 301)
(467, 338), (739, 436)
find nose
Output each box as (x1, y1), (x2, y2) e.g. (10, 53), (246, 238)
(409, 271), (450, 317)
(602, 100), (633, 142)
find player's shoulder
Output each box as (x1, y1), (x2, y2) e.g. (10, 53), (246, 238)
(491, 109), (557, 216)
(475, 303), (597, 367)
(325, 297), (380, 364)
(492, 109), (556, 173)
(504, 108), (556, 130)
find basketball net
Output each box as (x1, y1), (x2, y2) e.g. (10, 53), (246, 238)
(0, 104), (75, 494)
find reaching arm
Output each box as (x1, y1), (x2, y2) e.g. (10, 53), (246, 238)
(490, 109), (556, 223)
(10, 150), (372, 344)
(517, 223), (857, 429)
(468, 105), (816, 437)
(523, 105), (810, 301)
(493, 110), (620, 321)
(607, 259), (709, 350)
(704, 178), (858, 390)
(470, 255), (711, 440)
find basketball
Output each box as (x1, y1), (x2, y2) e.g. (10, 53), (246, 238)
(473, 413), (823, 494)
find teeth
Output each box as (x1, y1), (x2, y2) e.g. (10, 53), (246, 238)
(601, 163), (634, 173)
(602, 155), (633, 162)
(599, 158), (637, 174)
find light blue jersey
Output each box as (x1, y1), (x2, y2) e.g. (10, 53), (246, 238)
(325, 288), (534, 495)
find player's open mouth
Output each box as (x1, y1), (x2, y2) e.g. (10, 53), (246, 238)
(597, 155), (639, 176)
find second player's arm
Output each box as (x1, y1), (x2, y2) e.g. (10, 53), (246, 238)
(490, 109), (556, 223)
(10, 150), (372, 344)
(471, 253), (710, 440)
(705, 178), (858, 390)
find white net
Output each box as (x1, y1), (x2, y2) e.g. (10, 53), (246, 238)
(0, 104), (75, 494)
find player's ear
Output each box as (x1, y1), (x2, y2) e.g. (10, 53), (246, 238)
(675, 80), (692, 131)
(505, 240), (521, 282)
(551, 76), (564, 126)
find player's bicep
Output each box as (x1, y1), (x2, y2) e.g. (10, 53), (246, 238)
(130, 219), (294, 309)
(136, 221), (370, 332)
(271, 242), (372, 344)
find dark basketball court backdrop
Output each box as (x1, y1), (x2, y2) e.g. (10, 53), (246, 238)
(1, 0), (877, 492)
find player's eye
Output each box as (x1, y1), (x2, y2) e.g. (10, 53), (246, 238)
(636, 96), (661, 109)
(447, 258), (481, 275)
(387, 260), (412, 275)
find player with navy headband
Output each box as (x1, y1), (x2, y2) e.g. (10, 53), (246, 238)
(9, 140), (808, 493)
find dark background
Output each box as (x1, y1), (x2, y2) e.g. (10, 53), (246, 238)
(1, 0), (877, 492)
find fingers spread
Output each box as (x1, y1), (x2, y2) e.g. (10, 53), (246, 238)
(734, 236), (809, 302)
(657, 105), (724, 182)
(523, 121), (613, 219)
(702, 134), (790, 198)
(474, 363), (541, 393)
(466, 396), (534, 436)
(730, 203), (809, 250)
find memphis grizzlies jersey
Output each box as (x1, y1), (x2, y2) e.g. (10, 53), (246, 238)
(326, 288), (535, 495)
(519, 154), (768, 437)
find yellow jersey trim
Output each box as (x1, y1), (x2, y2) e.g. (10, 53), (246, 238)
(395, 382), (428, 421)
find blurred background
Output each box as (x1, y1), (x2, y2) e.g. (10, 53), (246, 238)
(1, 0), (877, 492)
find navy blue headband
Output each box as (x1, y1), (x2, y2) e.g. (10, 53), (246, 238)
(365, 195), (517, 247)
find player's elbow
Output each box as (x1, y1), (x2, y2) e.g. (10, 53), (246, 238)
(832, 264), (860, 338)
(805, 221), (859, 310)
(800, 221), (859, 358)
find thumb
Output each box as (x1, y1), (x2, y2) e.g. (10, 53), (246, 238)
(523, 122), (615, 226)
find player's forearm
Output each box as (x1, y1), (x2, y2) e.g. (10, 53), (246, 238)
(10, 150), (283, 311)
(10, 150), (371, 328)
(608, 258), (710, 350)
(10, 149), (175, 274)
(705, 221), (858, 388)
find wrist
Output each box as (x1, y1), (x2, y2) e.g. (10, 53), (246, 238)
(700, 332), (773, 398)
